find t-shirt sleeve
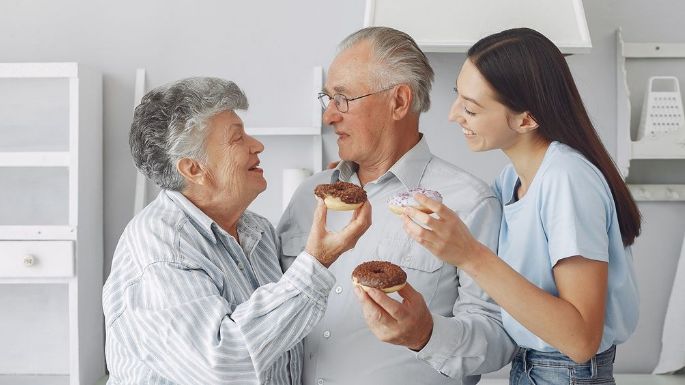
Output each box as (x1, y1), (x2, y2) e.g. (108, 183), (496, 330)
(539, 159), (612, 266)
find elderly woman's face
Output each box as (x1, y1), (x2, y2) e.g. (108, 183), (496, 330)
(202, 110), (266, 202)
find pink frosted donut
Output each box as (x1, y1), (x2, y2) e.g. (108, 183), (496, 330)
(388, 187), (443, 215)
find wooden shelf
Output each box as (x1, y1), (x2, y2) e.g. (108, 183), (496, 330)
(0, 226), (76, 240)
(246, 126), (321, 136)
(628, 184), (685, 201)
(0, 152), (71, 167)
(0, 375), (69, 385)
(0, 63), (79, 79)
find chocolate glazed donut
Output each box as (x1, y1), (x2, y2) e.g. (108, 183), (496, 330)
(352, 261), (407, 293)
(314, 181), (367, 211)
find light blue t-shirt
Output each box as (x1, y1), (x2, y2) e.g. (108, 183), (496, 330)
(493, 141), (639, 353)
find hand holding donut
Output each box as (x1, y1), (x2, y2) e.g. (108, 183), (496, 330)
(354, 283), (434, 351)
(305, 197), (372, 267)
(401, 194), (488, 270)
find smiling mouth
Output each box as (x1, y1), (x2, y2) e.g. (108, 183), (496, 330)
(462, 128), (476, 136)
(248, 161), (261, 171)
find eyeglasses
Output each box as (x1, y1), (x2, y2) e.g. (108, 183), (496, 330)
(317, 85), (396, 113)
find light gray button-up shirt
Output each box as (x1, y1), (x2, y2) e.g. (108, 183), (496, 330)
(103, 190), (335, 385)
(277, 137), (515, 385)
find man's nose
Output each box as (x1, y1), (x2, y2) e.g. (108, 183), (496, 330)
(322, 102), (341, 126)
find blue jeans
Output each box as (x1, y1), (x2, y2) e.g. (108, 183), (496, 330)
(510, 345), (616, 385)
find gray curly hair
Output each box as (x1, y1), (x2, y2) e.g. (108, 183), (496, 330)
(129, 77), (248, 191)
(339, 26), (434, 113)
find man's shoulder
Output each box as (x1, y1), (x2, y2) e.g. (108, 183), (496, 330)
(424, 155), (495, 200)
(290, 169), (335, 206)
(277, 169), (334, 236)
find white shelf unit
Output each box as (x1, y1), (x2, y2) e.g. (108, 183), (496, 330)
(616, 29), (685, 201)
(132, 67), (323, 216)
(0, 63), (104, 385)
(245, 66), (324, 174)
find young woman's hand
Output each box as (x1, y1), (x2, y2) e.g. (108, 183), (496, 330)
(401, 194), (487, 270)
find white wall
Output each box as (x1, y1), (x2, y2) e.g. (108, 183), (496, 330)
(2, 0), (684, 375)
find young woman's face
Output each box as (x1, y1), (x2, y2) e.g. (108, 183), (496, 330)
(449, 59), (524, 152)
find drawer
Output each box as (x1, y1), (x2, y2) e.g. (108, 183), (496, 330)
(0, 241), (74, 278)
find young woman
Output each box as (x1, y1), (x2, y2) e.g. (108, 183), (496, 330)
(401, 28), (640, 385)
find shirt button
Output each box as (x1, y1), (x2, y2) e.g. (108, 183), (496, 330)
(323, 330), (331, 338)
(317, 379), (324, 385)
(335, 286), (342, 294)
(238, 262), (245, 269)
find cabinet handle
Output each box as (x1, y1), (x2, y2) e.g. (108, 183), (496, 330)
(23, 255), (35, 267)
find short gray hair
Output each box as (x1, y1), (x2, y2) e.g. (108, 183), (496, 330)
(129, 77), (248, 191)
(339, 27), (434, 113)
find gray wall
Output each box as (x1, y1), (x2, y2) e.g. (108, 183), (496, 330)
(2, 0), (684, 375)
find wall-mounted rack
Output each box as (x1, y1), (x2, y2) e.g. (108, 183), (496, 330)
(616, 28), (685, 201)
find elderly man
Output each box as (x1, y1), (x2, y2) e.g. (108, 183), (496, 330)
(277, 27), (515, 384)
(103, 77), (371, 385)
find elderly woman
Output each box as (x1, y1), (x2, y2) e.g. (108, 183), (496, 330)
(102, 77), (371, 385)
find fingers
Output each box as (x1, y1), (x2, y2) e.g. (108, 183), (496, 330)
(402, 214), (438, 249)
(310, 197), (327, 232)
(354, 285), (393, 324)
(403, 206), (436, 229)
(414, 193), (447, 217)
(396, 282), (422, 304)
(342, 201), (372, 238)
(363, 287), (406, 321)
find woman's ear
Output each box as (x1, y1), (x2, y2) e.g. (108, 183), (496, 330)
(177, 157), (207, 186)
(510, 111), (539, 134)
(391, 84), (413, 120)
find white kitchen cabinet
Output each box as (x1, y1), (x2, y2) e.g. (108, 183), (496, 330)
(0, 63), (104, 385)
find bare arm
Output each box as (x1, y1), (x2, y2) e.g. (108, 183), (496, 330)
(403, 194), (608, 363)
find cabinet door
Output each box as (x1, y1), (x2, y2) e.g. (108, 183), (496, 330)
(0, 167), (70, 226)
(0, 77), (70, 152)
(0, 76), (73, 228)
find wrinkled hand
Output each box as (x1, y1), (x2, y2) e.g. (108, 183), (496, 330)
(305, 198), (372, 267)
(354, 283), (433, 351)
(402, 194), (486, 269)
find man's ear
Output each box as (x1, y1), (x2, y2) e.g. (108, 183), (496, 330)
(177, 157), (207, 186)
(391, 84), (413, 120)
(511, 111), (539, 134)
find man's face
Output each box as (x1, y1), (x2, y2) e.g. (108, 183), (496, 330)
(201, 110), (266, 203)
(323, 41), (393, 164)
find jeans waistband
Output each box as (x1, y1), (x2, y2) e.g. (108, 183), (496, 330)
(515, 345), (616, 367)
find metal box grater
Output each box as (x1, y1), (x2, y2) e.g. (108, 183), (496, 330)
(638, 76), (685, 140)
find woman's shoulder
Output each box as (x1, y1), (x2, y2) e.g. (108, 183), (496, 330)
(541, 142), (606, 183)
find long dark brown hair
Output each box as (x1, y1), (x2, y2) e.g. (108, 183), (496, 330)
(468, 28), (641, 246)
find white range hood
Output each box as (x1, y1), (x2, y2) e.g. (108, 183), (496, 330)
(364, 0), (592, 54)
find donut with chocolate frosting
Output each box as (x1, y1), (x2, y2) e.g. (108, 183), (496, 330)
(388, 187), (443, 215)
(352, 261), (407, 293)
(314, 181), (367, 211)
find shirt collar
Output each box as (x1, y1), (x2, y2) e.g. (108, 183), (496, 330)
(165, 190), (218, 243)
(165, 190), (264, 244)
(332, 134), (432, 189)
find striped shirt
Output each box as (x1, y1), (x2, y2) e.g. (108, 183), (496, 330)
(103, 190), (335, 385)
